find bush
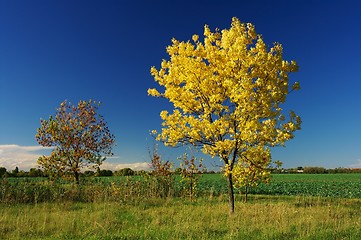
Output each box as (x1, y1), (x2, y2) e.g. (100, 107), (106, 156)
(303, 167), (327, 174)
(97, 169), (113, 177)
(115, 168), (135, 176)
(0, 167), (6, 177)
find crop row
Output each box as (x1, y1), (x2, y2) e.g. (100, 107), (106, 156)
(197, 174), (361, 198)
(1, 174), (360, 204)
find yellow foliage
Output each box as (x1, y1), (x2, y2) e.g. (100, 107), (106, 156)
(231, 145), (271, 189)
(149, 17), (301, 188)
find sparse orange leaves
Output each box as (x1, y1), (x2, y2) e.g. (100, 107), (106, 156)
(36, 99), (115, 183)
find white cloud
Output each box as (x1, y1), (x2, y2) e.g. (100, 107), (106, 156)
(0, 144), (53, 170)
(0, 144), (47, 151)
(0, 144), (150, 172)
(348, 159), (361, 168)
(100, 161), (150, 171)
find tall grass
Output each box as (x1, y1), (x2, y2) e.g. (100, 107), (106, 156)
(2, 173), (361, 204)
(1, 174), (361, 239)
(0, 175), (195, 204)
(1, 195), (360, 239)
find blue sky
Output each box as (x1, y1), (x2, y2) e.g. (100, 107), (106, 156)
(1, 0), (360, 171)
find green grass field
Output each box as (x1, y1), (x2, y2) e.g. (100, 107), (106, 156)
(1, 174), (361, 239)
(1, 195), (360, 239)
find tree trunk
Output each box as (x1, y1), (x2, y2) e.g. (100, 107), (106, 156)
(245, 185), (249, 203)
(74, 171), (79, 184)
(227, 172), (235, 214)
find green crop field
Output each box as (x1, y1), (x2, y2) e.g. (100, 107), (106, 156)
(197, 173), (361, 198)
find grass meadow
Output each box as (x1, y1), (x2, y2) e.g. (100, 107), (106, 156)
(1, 174), (361, 239)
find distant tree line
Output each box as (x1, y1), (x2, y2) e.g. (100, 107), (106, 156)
(0, 166), (184, 178)
(0, 167), (46, 178)
(84, 168), (137, 177)
(271, 166), (361, 174)
(0, 166), (139, 178)
(1, 166), (361, 179)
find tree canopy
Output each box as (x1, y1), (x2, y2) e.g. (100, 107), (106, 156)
(36, 99), (115, 183)
(149, 17), (301, 213)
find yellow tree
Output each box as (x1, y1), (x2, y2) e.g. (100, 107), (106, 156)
(148, 17), (301, 213)
(232, 145), (272, 203)
(36, 100), (115, 184)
